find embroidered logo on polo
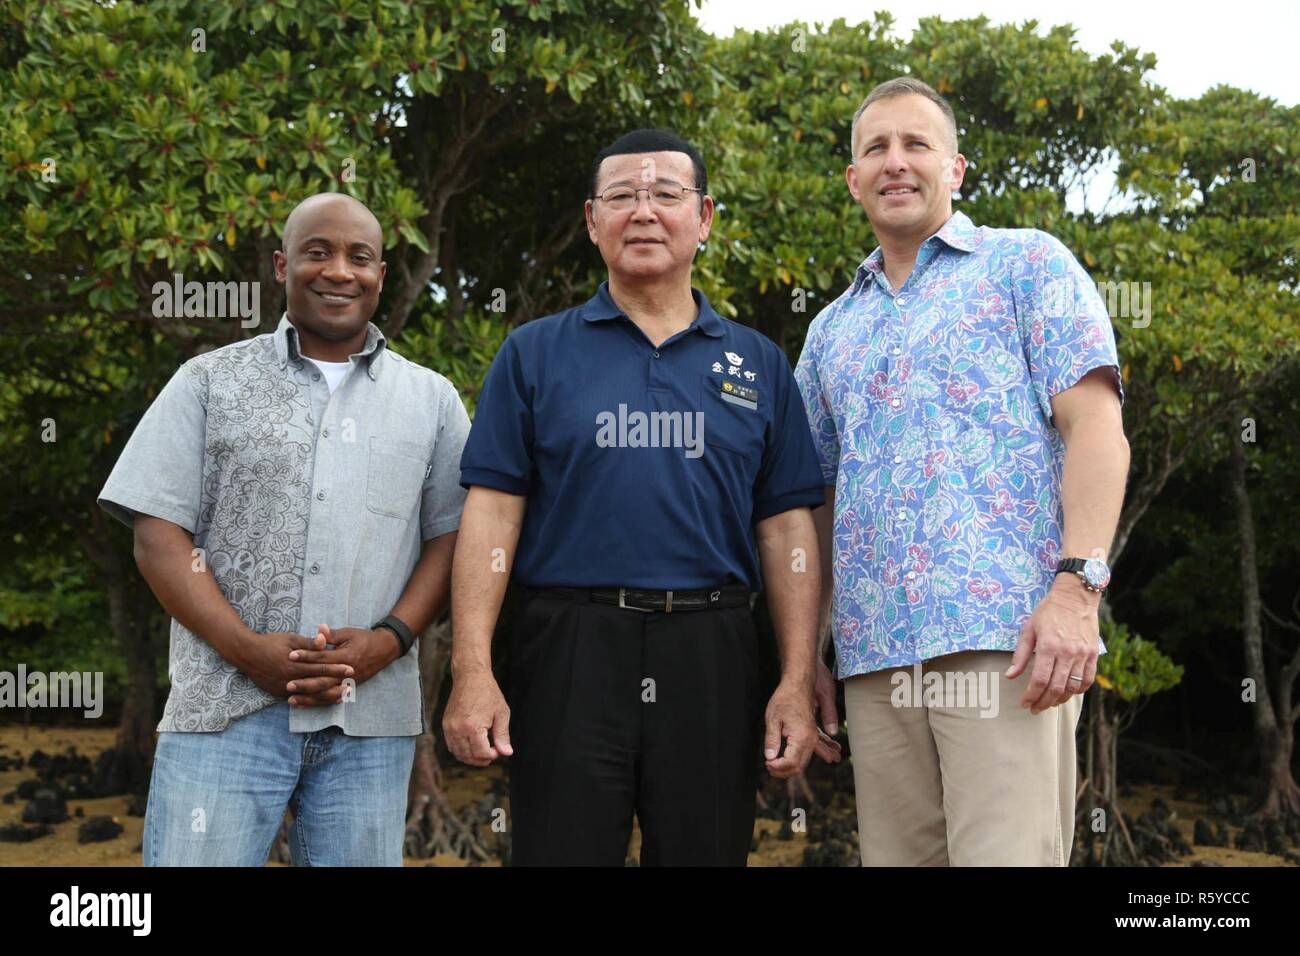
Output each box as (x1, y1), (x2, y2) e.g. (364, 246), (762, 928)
(713, 351), (757, 381)
(719, 380), (759, 410)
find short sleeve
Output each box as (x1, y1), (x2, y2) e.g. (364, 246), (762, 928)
(794, 314), (841, 485)
(1015, 232), (1124, 426)
(421, 382), (472, 540)
(459, 334), (534, 495)
(98, 364), (206, 531)
(753, 351), (827, 523)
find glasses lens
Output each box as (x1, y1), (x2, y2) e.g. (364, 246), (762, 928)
(653, 182), (685, 205)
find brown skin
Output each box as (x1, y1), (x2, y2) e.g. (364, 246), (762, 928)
(132, 193), (454, 706)
(285, 532), (458, 705)
(132, 515), (355, 697)
(273, 193), (387, 362)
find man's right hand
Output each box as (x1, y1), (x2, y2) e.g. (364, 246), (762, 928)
(443, 667), (513, 767)
(230, 631), (355, 700)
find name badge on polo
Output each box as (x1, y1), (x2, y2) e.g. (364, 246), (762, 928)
(719, 380), (759, 410)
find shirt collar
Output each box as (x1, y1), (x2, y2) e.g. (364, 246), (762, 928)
(580, 281), (726, 338)
(855, 211), (980, 289)
(274, 313), (388, 379)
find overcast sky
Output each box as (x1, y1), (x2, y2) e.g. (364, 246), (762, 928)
(697, 0), (1299, 106)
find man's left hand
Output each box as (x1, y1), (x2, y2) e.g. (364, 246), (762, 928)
(1006, 581), (1100, 714)
(763, 680), (818, 778)
(286, 622), (402, 706)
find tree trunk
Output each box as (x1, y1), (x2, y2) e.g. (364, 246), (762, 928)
(403, 616), (493, 861)
(1229, 418), (1300, 819)
(76, 513), (157, 796)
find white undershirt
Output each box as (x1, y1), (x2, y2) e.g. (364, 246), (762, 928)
(305, 357), (352, 395)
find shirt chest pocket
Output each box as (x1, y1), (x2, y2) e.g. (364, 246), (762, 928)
(699, 374), (765, 465)
(366, 437), (428, 520)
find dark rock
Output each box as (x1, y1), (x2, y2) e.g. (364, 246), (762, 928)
(2, 791), (14, 804)
(21, 788), (68, 825)
(125, 793), (148, 817)
(78, 816), (124, 844)
(1190, 860), (1223, 867)
(16, 779), (46, 799)
(1232, 817), (1287, 855)
(74, 806), (85, 818)
(1194, 818), (1229, 847)
(0, 823), (52, 843)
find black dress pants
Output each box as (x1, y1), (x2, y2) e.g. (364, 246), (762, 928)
(506, 590), (763, 866)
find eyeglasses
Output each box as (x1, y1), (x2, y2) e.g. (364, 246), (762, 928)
(593, 179), (703, 210)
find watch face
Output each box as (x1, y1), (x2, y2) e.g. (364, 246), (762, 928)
(1082, 558), (1111, 590)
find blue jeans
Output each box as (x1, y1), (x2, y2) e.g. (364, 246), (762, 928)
(143, 702), (415, 866)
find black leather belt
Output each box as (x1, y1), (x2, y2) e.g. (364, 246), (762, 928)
(524, 585), (750, 613)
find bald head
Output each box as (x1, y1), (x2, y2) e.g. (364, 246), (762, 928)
(273, 192), (388, 358)
(282, 192), (383, 253)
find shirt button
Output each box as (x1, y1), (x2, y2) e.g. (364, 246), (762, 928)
(890, 398), (901, 408)
(897, 510), (908, 522)
(897, 295), (908, 305)
(322, 428), (330, 438)
(309, 563), (320, 574)
(892, 346), (902, 356)
(652, 351), (660, 358)
(906, 571), (917, 581)
(316, 491), (326, 500)
(893, 455), (902, 464)
(312, 372), (321, 381)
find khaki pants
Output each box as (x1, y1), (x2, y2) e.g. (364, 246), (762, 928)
(844, 650), (1083, 866)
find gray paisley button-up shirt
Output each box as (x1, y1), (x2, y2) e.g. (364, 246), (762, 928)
(99, 315), (470, 736)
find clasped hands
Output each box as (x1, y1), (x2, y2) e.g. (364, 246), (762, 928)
(235, 624), (401, 707)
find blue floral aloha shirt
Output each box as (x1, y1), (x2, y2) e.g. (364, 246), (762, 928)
(795, 212), (1123, 679)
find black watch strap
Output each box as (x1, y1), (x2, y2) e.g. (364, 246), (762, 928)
(374, 614), (415, 656)
(1055, 558), (1087, 576)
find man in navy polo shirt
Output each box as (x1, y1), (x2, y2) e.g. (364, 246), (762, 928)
(443, 129), (839, 866)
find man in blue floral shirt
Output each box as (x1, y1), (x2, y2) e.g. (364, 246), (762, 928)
(796, 78), (1130, 866)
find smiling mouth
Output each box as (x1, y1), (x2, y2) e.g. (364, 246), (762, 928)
(313, 289), (359, 303)
(626, 238), (664, 245)
(880, 186), (919, 196)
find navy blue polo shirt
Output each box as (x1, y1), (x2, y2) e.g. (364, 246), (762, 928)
(459, 282), (825, 590)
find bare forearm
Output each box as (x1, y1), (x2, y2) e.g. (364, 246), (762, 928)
(757, 508), (820, 692)
(1058, 419), (1129, 562)
(450, 487), (525, 677)
(133, 515), (252, 661)
(389, 532), (457, 636)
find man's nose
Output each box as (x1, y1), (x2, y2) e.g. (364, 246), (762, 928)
(630, 192), (658, 222)
(321, 253), (356, 282)
(882, 138), (909, 174)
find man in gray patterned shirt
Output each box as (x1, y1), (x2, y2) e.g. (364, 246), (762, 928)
(99, 193), (470, 866)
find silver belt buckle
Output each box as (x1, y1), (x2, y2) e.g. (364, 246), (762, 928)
(618, 587), (653, 613)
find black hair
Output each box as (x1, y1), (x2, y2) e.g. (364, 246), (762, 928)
(589, 128), (708, 199)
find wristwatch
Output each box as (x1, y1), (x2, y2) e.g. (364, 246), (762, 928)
(1055, 557), (1111, 595)
(373, 614), (416, 656)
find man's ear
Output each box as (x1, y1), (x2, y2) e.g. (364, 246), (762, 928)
(697, 195), (714, 243)
(845, 163), (861, 203)
(273, 249), (288, 284)
(584, 199), (599, 244)
(947, 153), (968, 194)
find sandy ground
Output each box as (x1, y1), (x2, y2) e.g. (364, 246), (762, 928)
(0, 725), (1288, 867)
